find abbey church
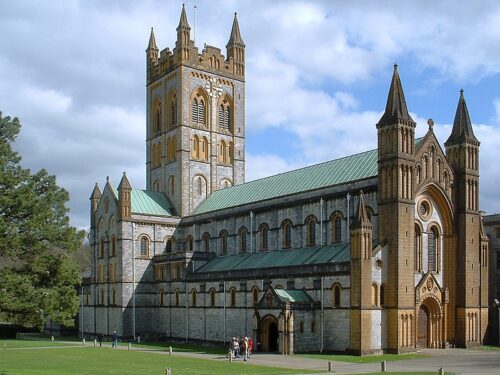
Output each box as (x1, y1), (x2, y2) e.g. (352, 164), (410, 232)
(82, 6), (489, 354)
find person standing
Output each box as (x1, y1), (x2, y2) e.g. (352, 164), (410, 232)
(248, 337), (253, 357)
(242, 337), (249, 361)
(97, 333), (103, 347)
(112, 331), (118, 348)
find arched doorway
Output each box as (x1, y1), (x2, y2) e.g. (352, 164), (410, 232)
(261, 315), (279, 352)
(417, 305), (429, 348)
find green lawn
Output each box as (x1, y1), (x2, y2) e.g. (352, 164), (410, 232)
(300, 352), (428, 363)
(0, 346), (315, 375)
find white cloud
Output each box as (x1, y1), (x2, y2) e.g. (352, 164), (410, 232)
(2, 0), (500, 228)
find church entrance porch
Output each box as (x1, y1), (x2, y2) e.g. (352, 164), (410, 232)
(417, 297), (444, 349)
(260, 315), (279, 352)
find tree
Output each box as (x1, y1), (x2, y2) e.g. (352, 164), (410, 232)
(0, 112), (84, 329)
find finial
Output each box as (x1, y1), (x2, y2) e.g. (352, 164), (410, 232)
(427, 118), (434, 130)
(123, 171), (127, 176)
(106, 176), (109, 182)
(393, 63), (398, 71)
(460, 89), (464, 96)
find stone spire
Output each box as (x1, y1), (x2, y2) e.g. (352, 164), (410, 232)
(378, 64), (415, 126)
(226, 12), (245, 48)
(147, 27), (158, 51)
(352, 191), (372, 229)
(90, 182), (101, 200)
(117, 171), (131, 191)
(445, 90), (479, 146)
(177, 3), (190, 30)
(146, 27), (159, 66)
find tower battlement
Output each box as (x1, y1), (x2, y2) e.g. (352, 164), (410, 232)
(147, 6), (245, 84)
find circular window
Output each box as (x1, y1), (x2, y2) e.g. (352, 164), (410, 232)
(417, 198), (432, 221)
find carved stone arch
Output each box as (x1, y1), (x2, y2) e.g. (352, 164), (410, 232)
(191, 174), (207, 211)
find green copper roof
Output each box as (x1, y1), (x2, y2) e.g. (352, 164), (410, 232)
(131, 189), (174, 216)
(194, 149), (378, 215)
(195, 243), (350, 273)
(274, 289), (313, 303)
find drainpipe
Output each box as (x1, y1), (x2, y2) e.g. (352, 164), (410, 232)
(223, 281), (227, 344)
(185, 283), (189, 343)
(320, 276), (324, 353)
(132, 223), (136, 340)
(320, 198), (324, 246)
(250, 211), (254, 253)
(346, 193), (351, 242)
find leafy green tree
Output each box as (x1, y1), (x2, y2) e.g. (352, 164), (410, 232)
(0, 112), (84, 329)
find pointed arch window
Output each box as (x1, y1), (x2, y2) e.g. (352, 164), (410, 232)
(165, 237), (174, 253)
(259, 224), (269, 251)
(154, 100), (162, 134)
(252, 287), (259, 305)
(282, 220), (292, 248)
(210, 288), (216, 307)
(229, 288), (236, 308)
(186, 235), (194, 252)
(428, 227), (438, 271)
(333, 284), (341, 308)
(239, 227), (247, 253)
(111, 236), (116, 257)
(220, 231), (228, 255)
(306, 216), (317, 246)
(175, 289), (180, 307)
(202, 232), (210, 253)
(414, 224), (422, 272)
(169, 94), (177, 128)
(159, 290), (165, 307)
(191, 289), (197, 306)
(218, 101), (231, 131)
(191, 93), (207, 127)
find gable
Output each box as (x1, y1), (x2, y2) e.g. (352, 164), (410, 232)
(414, 130), (453, 196)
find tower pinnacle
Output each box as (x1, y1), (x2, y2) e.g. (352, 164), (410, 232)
(226, 12), (245, 48)
(445, 89), (478, 146)
(378, 64), (414, 126)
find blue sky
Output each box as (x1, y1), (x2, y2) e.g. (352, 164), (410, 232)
(1, 0), (499, 228)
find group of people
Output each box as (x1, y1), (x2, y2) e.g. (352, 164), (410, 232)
(229, 336), (253, 361)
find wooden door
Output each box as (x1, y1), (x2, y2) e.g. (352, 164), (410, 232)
(417, 305), (428, 348)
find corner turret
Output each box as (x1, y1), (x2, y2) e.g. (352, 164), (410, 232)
(117, 172), (132, 220)
(89, 183), (101, 228)
(226, 13), (245, 77)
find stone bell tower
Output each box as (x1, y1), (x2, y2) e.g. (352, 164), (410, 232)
(376, 65), (417, 352)
(145, 6), (246, 216)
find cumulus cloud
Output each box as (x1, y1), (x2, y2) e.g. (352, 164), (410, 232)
(1, 0), (500, 229)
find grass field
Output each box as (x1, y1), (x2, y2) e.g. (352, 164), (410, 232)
(0, 343), (312, 375)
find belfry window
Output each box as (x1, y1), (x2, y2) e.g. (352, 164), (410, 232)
(191, 96), (206, 127)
